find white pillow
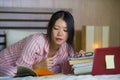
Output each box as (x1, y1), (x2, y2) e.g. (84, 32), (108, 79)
(5, 30), (45, 47)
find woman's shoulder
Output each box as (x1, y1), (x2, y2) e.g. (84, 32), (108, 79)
(28, 33), (46, 38)
(27, 33), (48, 41)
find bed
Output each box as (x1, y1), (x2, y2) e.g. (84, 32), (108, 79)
(0, 74), (120, 80)
(0, 7), (120, 80)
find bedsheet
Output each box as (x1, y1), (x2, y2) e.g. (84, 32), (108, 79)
(0, 74), (120, 80)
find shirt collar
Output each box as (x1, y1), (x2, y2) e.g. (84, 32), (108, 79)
(44, 39), (67, 57)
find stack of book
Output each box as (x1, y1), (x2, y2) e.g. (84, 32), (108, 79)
(69, 53), (94, 75)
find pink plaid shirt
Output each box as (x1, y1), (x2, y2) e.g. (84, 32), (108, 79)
(0, 33), (74, 76)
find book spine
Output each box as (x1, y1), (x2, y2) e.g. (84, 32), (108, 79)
(69, 55), (94, 60)
(72, 62), (93, 68)
(73, 66), (92, 74)
(69, 58), (93, 65)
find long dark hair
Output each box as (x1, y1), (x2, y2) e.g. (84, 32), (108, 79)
(47, 10), (75, 56)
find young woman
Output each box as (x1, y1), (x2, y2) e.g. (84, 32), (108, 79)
(0, 10), (85, 76)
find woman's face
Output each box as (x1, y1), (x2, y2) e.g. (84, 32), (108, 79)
(51, 18), (68, 46)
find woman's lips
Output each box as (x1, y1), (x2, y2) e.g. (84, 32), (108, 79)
(56, 38), (63, 42)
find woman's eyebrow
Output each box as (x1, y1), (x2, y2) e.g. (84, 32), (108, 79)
(54, 25), (59, 27)
(54, 25), (67, 29)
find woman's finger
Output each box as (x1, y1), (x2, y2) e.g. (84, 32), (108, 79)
(46, 57), (54, 69)
(79, 50), (86, 56)
(47, 57), (53, 61)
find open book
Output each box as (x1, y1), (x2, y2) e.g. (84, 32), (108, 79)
(14, 66), (55, 77)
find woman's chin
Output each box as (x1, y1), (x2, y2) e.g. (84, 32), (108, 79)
(55, 42), (63, 46)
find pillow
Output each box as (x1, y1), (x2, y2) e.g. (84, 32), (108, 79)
(5, 30), (46, 47)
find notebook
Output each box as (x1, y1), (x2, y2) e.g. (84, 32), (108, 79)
(92, 46), (120, 75)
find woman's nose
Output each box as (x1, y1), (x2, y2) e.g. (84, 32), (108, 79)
(58, 30), (63, 36)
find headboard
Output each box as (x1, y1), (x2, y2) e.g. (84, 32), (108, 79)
(0, 7), (71, 51)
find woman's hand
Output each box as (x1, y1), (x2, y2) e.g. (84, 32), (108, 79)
(46, 57), (54, 69)
(76, 50), (86, 57)
(32, 57), (54, 69)
(79, 50), (86, 56)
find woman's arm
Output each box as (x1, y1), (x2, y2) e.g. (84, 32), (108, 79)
(16, 36), (41, 68)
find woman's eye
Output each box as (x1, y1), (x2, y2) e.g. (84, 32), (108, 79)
(53, 27), (58, 30)
(64, 29), (68, 32)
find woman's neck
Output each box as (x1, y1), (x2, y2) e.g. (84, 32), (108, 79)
(50, 43), (60, 51)
(48, 42), (60, 57)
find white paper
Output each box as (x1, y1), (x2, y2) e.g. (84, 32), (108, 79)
(105, 55), (115, 69)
